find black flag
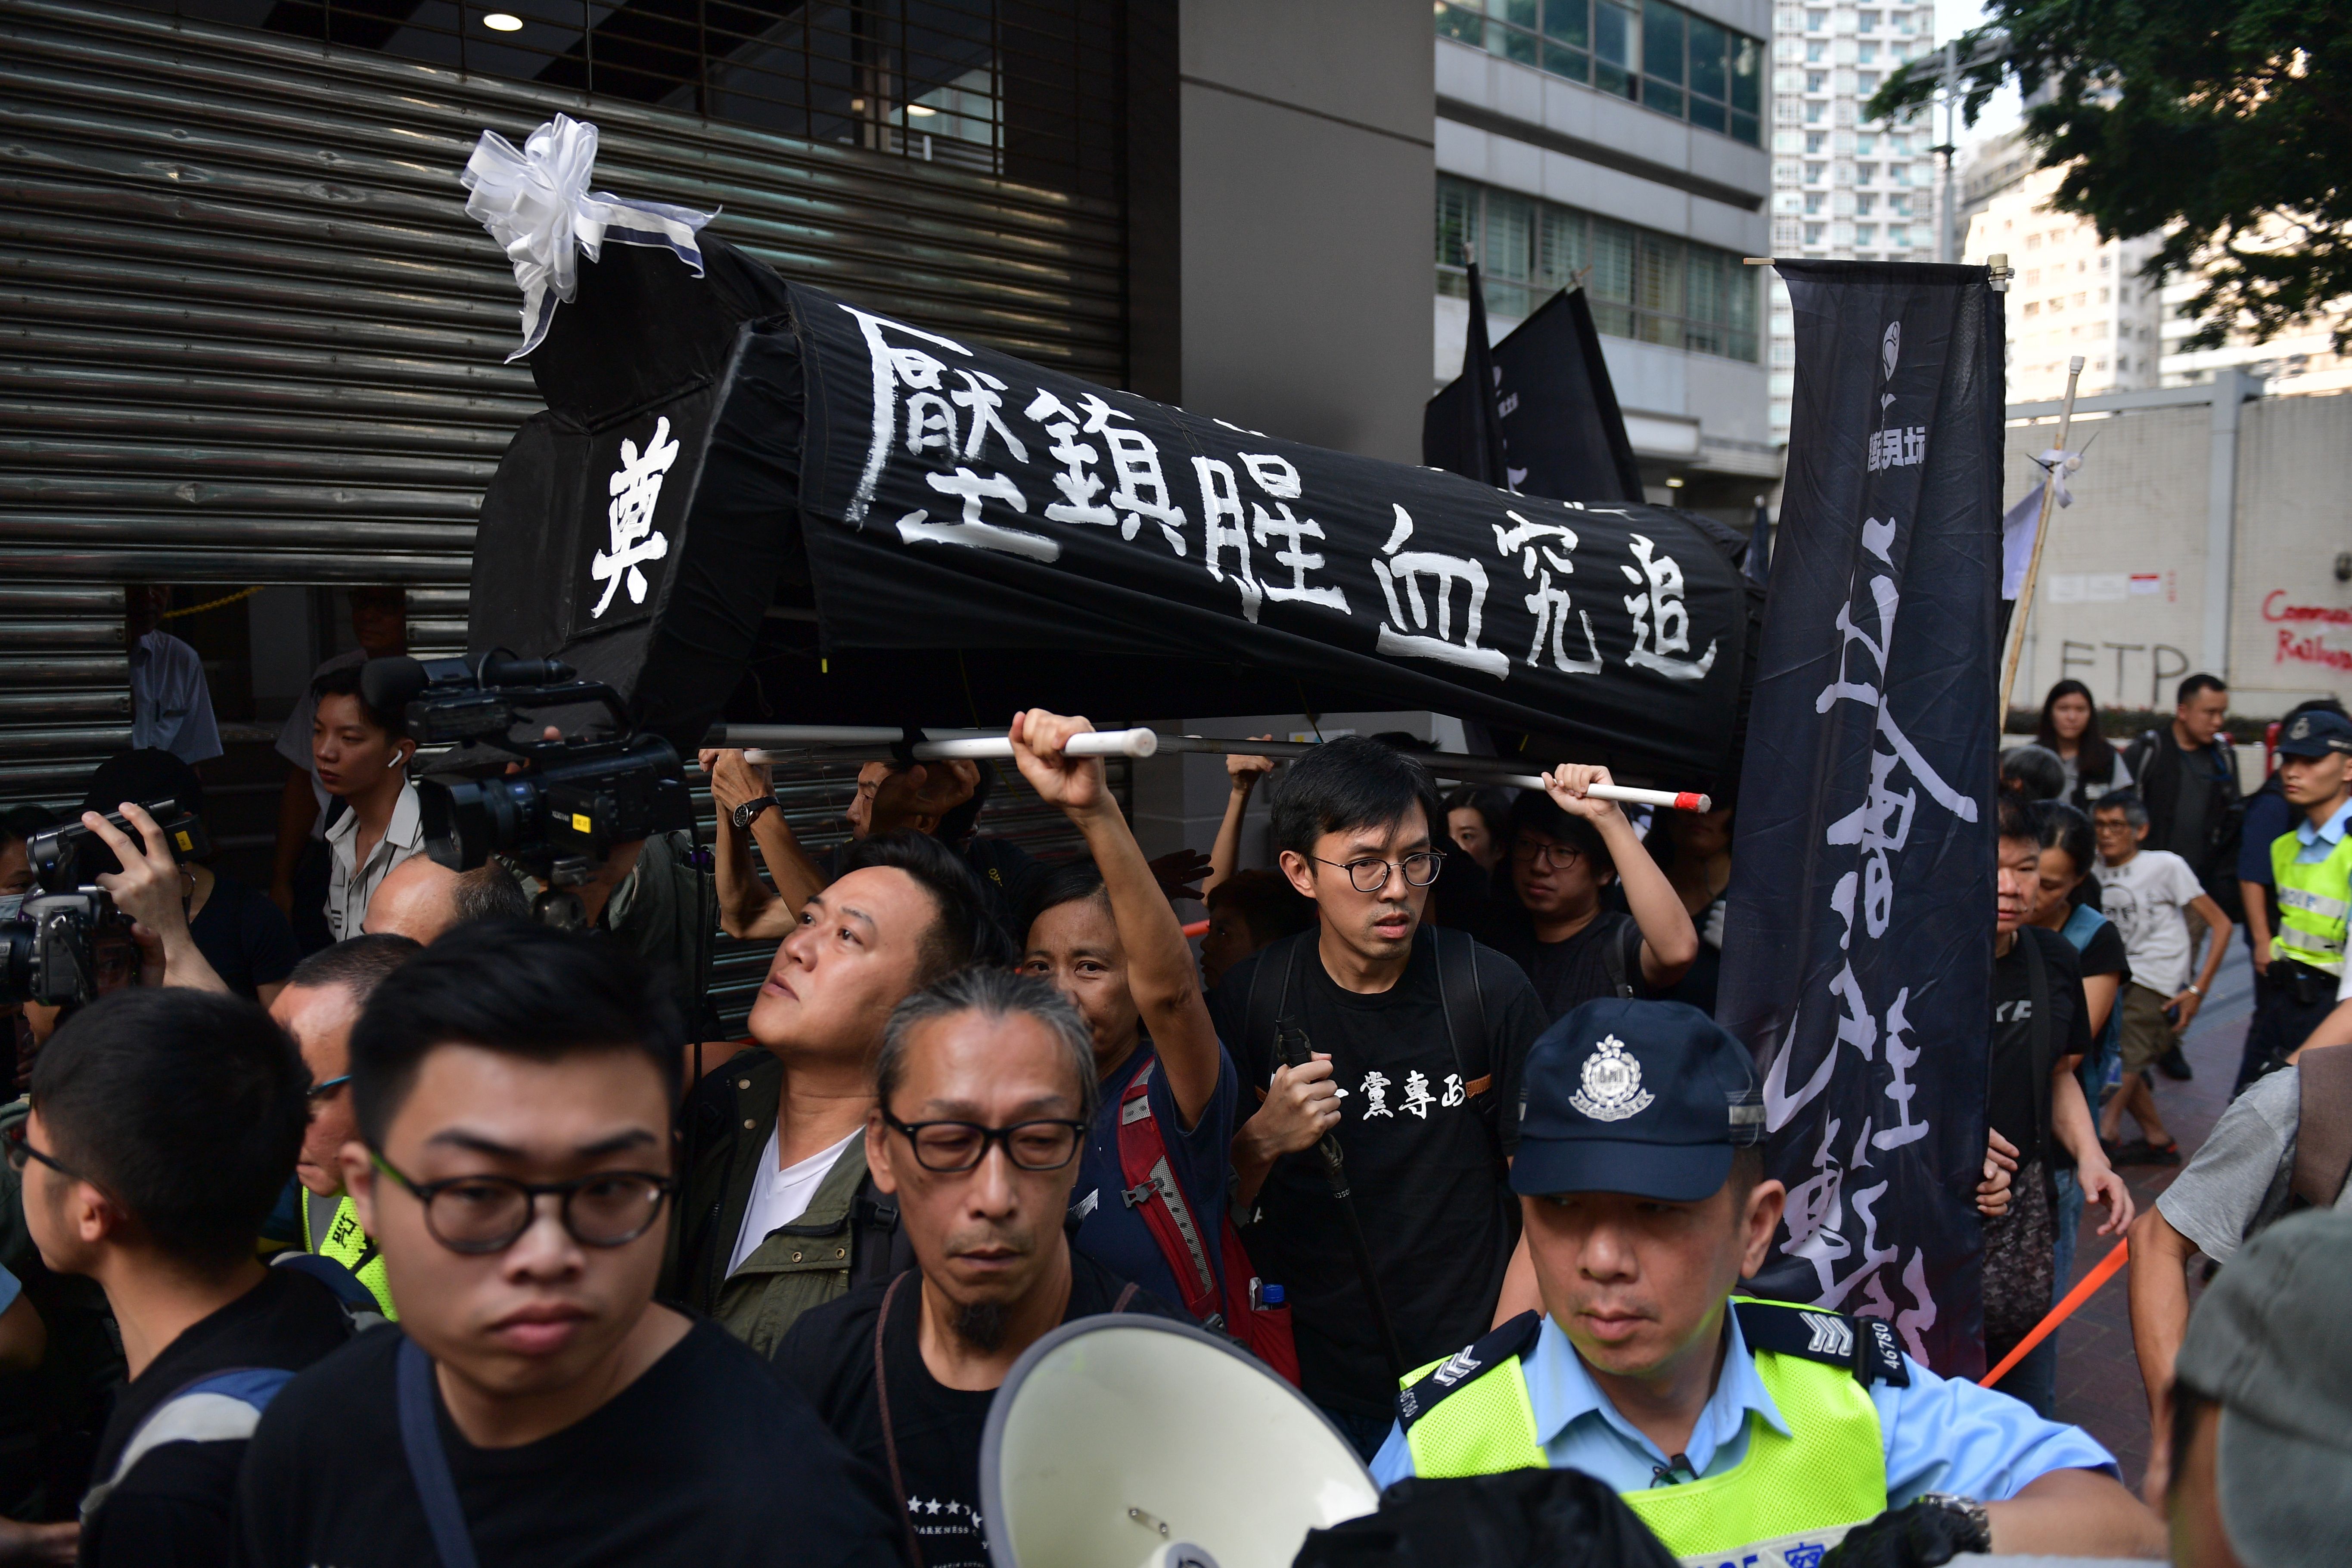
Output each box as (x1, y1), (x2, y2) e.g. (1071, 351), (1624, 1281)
(1426, 262), (1514, 491)
(1425, 286), (1643, 504)
(1745, 496), (1772, 584)
(1715, 261), (2005, 1377)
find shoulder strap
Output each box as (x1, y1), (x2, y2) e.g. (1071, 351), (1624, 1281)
(1395, 1309), (1544, 1428)
(80, 1366), (296, 1521)
(1428, 926), (1493, 1098)
(2293, 1046), (2352, 1208)
(1112, 1281), (1140, 1313)
(1732, 1299), (1910, 1388)
(1113, 1055), (1224, 1323)
(873, 1272), (925, 1568)
(2018, 930), (2056, 1156)
(1244, 931), (1312, 1080)
(396, 1337), (482, 1568)
(1600, 915), (1642, 1000)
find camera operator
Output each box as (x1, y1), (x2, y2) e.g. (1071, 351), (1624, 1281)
(80, 750), (298, 1003)
(73, 801), (231, 997)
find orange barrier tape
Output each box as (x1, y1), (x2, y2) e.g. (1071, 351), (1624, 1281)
(1982, 1237), (2128, 1388)
(1183, 919), (1209, 938)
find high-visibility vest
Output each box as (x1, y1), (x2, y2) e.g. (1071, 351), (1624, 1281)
(303, 1190), (397, 1322)
(1398, 1300), (1895, 1568)
(2272, 829), (2352, 977)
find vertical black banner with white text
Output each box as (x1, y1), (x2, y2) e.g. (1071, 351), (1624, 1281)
(1717, 262), (2004, 1375)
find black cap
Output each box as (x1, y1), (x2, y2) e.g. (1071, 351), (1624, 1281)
(1511, 998), (1765, 1202)
(2276, 709), (2352, 758)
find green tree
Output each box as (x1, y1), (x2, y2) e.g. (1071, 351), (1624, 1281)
(1870, 1), (2352, 351)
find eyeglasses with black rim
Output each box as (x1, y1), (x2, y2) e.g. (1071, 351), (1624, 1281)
(367, 1150), (677, 1254)
(881, 1111), (1087, 1174)
(1311, 851), (1447, 893)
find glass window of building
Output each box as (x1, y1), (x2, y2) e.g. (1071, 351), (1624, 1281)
(1435, 0), (1763, 145)
(1434, 176), (1759, 363)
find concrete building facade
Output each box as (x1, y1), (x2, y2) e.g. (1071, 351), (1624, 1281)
(1964, 162), (2164, 404)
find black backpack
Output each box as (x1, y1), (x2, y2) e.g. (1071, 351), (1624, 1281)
(1294, 1468), (1678, 1568)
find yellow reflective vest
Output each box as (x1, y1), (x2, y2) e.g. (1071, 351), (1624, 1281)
(302, 1190), (397, 1321)
(1399, 1300), (1895, 1567)
(2272, 829), (2352, 977)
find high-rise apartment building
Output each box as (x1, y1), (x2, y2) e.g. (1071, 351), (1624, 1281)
(1964, 162), (2162, 403)
(1764, 2), (1942, 443)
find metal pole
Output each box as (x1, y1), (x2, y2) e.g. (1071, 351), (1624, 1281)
(1939, 41), (1959, 264)
(1999, 356), (2085, 720)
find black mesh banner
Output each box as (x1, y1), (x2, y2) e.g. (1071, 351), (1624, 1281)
(1715, 261), (2005, 1376)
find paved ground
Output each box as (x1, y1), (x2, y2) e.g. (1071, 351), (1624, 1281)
(2042, 941), (2256, 1489)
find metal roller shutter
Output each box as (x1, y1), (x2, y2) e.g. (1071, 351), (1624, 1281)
(0, 0), (1126, 804)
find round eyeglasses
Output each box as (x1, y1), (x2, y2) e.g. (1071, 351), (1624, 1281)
(368, 1150), (677, 1254)
(882, 1112), (1087, 1174)
(1510, 840), (1587, 871)
(1311, 851), (1446, 893)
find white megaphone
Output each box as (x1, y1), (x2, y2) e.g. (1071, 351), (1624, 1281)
(980, 1315), (1380, 1568)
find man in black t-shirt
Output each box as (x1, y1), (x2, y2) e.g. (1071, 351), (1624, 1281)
(1475, 782), (1699, 1022)
(1207, 739), (1548, 1457)
(1985, 798), (2136, 1418)
(236, 923), (898, 1568)
(777, 968), (1181, 1568)
(15, 988), (350, 1566)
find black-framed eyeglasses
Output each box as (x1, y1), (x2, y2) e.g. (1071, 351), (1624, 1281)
(305, 1074), (351, 1105)
(368, 1150), (677, 1254)
(1311, 851), (1446, 893)
(3, 1120), (85, 1185)
(1510, 839), (1586, 871)
(882, 1112), (1087, 1174)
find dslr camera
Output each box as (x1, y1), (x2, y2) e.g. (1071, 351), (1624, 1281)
(0, 801), (208, 1007)
(362, 651), (694, 925)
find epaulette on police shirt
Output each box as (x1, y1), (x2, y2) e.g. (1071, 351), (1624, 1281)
(1396, 1310), (1545, 1428)
(1732, 1300), (1909, 1388)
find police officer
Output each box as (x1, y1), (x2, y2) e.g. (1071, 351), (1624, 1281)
(1368, 999), (2165, 1568)
(2264, 709), (2352, 1059)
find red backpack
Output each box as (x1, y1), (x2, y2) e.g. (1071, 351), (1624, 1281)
(1114, 1056), (1300, 1385)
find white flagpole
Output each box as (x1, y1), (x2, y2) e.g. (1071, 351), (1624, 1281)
(1998, 354), (2084, 722)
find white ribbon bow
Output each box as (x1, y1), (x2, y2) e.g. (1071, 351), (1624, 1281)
(460, 114), (717, 362)
(2033, 446), (2082, 509)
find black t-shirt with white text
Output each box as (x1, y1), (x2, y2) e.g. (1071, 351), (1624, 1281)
(773, 1251), (1184, 1568)
(1206, 931), (1546, 1418)
(1988, 927), (2094, 1169)
(235, 1317), (899, 1568)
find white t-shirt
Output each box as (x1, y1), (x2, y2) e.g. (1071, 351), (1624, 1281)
(724, 1127), (862, 1279)
(275, 648), (368, 837)
(130, 630), (224, 764)
(2093, 848), (2206, 997)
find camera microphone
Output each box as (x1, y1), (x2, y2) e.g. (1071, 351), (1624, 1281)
(360, 655), (429, 714)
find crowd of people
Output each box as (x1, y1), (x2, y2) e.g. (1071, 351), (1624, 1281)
(0, 651), (2346, 1568)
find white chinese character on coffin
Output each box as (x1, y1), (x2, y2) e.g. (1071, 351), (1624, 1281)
(1372, 506), (1508, 679)
(1494, 511), (1603, 674)
(1620, 533), (1718, 681)
(591, 416), (678, 618)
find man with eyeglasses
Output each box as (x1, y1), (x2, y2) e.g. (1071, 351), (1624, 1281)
(270, 933), (420, 1320)
(14, 987), (349, 1567)
(776, 967), (1184, 1567)
(1206, 736), (1548, 1459)
(236, 922), (898, 1568)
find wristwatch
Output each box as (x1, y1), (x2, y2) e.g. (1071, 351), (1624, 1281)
(1914, 1493), (1993, 1553)
(731, 795), (780, 831)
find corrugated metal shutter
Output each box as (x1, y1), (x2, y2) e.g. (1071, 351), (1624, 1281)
(0, 0), (1125, 804)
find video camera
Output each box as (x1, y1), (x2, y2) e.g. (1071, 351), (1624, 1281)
(360, 651), (694, 924)
(0, 801), (209, 1007)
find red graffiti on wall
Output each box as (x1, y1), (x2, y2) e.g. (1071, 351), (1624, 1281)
(2266, 590), (2352, 670)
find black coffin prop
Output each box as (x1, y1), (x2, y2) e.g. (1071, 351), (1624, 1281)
(470, 238), (1753, 784)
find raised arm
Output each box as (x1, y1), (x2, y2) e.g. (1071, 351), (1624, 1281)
(699, 748), (811, 940)
(1205, 738), (1276, 896)
(84, 803), (229, 995)
(1544, 764), (1698, 987)
(1011, 710), (1223, 1125)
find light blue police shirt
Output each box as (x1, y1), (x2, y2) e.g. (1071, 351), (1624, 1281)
(1369, 1306), (2117, 1502)
(2292, 797), (2352, 863)
(0, 1264), (19, 1317)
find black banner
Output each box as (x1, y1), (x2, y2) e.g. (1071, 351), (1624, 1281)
(1425, 286), (1644, 504)
(1715, 262), (2004, 1376)
(1424, 263), (1513, 491)
(466, 239), (1752, 783)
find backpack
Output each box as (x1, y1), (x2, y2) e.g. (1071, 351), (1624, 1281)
(1112, 1054), (1300, 1385)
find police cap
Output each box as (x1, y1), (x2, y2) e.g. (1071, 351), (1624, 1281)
(1511, 998), (1764, 1202)
(2275, 709), (2352, 758)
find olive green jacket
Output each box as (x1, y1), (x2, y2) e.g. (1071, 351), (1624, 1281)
(664, 1050), (910, 1360)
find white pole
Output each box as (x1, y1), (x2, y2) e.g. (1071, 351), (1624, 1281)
(1999, 355), (2085, 720)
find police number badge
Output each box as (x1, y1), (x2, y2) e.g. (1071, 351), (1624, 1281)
(1570, 1034), (1653, 1122)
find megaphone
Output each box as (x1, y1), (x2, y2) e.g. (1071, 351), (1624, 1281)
(980, 1315), (1378, 1568)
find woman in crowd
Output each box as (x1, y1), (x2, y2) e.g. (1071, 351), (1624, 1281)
(1197, 869), (1315, 990)
(2036, 679), (2133, 809)
(2028, 800), (2129, 1302)
(1441, 786), (1512, 876)
(308, 664), (421, 942)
